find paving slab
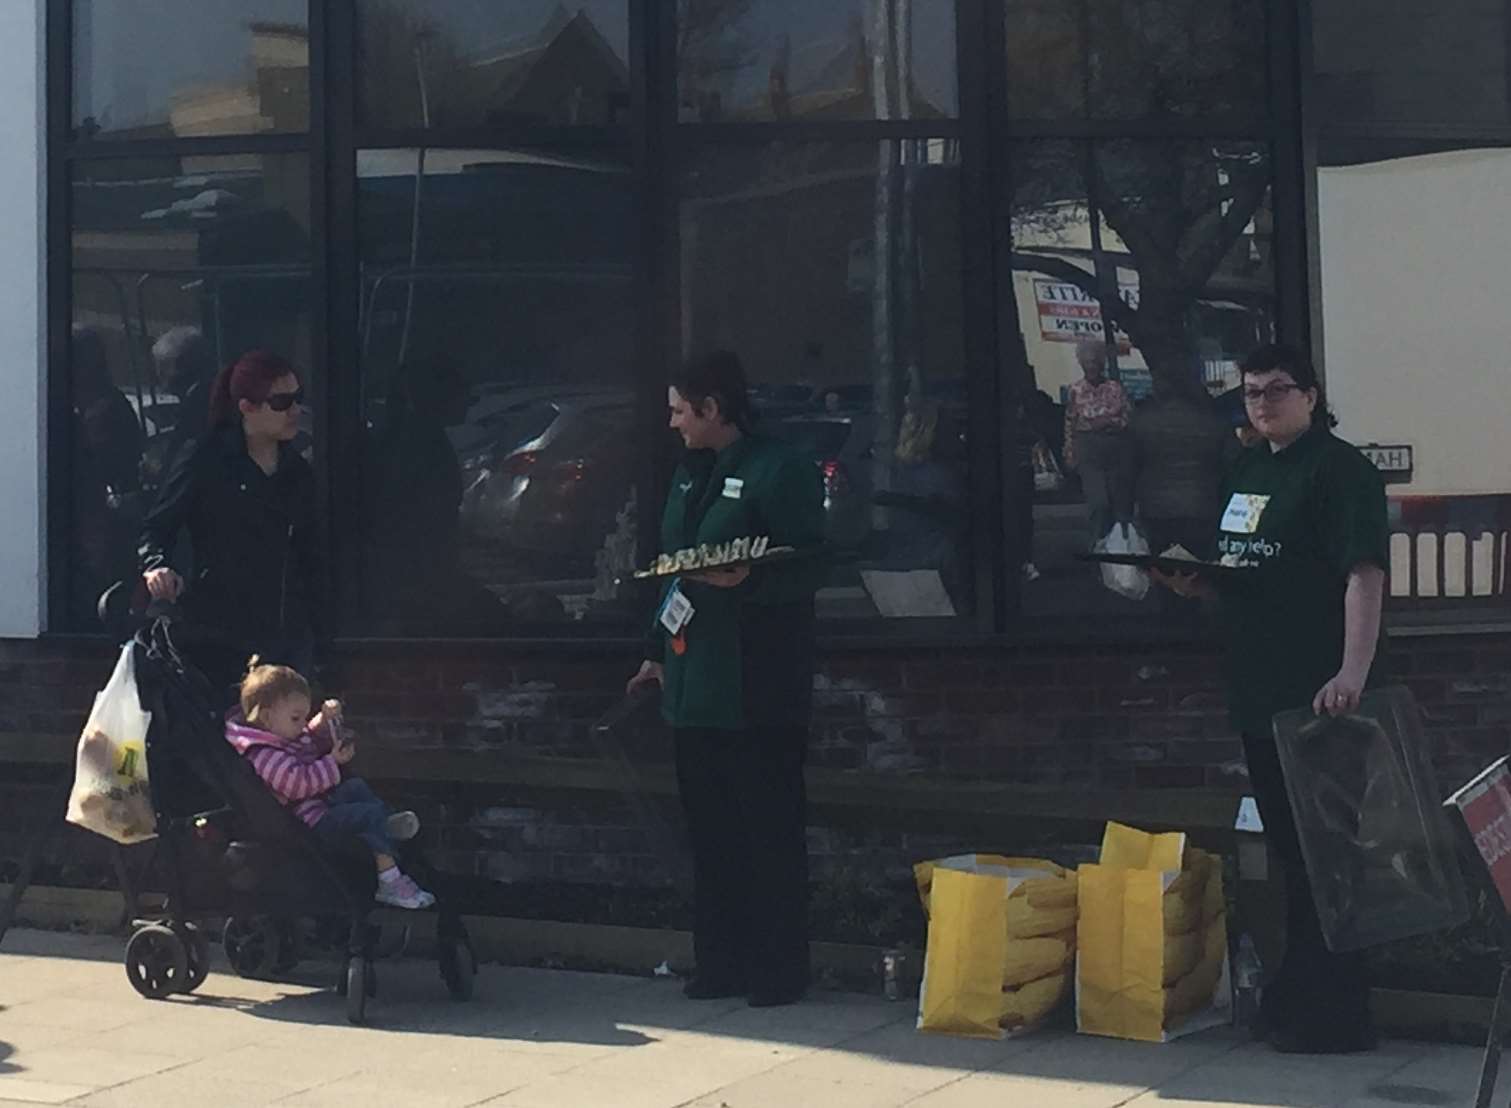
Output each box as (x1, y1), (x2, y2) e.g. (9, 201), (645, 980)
(0, 929), (1494, 1108)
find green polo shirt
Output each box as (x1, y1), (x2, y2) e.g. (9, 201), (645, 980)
(1216, 426), (1389, 736)
(651, 433), (827, 730)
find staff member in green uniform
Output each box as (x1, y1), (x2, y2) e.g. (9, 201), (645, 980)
(627, 350), (827, 1007)
(1158, 343), (1387, 1054)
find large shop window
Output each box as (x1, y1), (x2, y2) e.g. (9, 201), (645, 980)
(676, 0), (958, 122)
(66, 155), (314, 630)
(1316, 147), (1511, 616)
(1003, 0), (1267, 120)
(355, 0), (630, 130)
(1004, 139), (1276, 625)
(72, 0), (310, 139)
(680, 139), (971, 621)
(1313, 0), (1511, 128)
(355, 148), (638, 634)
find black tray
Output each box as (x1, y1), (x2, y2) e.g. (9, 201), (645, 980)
(1076, 552), (1251, 580)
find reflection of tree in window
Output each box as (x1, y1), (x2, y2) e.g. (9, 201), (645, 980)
(1011, 140), (1272, 400)
(1006, 0), (1265, 120)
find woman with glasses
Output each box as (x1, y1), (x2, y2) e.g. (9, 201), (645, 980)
(138, 349), (321, 703)
(1156, 342), (1388, 1054)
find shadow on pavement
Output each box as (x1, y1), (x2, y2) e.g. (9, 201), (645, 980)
(181, 961), (661, 1049)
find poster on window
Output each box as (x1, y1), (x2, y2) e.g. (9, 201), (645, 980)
(1033, 279), (1135, 353)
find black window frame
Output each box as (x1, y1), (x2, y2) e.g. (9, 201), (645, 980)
(51, 0), (1422, 648)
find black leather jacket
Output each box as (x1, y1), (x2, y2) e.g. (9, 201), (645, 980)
(138, 423), (322, 650)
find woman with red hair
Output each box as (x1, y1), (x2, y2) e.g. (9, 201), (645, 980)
(137, 350), (321, 701)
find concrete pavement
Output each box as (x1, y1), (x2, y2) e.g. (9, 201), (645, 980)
(0, 928), (1488, 1107)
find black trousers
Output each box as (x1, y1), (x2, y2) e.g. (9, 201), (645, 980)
(674, 725), (810, 994)
(1242, 732), (1372, 1030)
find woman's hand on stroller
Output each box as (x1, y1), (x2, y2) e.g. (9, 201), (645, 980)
(143, 567), (184, 602)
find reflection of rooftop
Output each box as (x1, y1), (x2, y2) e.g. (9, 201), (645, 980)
(464, 7), (628, 125)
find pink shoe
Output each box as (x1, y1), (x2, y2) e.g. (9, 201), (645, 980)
(375, 870), (435, 910)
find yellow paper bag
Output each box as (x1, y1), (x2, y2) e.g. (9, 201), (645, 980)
(915, 855), (1078, 1039)
(1075, 823), (1231, 1043)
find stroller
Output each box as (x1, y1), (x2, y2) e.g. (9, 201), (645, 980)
(104, 587), (476, 1023)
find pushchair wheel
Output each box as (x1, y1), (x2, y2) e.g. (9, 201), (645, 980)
(344, 956), (372, 1024)
(223, 915), (282, 979)
(439, 936), (476, 1001)
(179, 922), (212, 994)
(125, 924), (189, 1000)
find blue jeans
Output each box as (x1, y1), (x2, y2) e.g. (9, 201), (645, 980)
(314, 778), (395, 860)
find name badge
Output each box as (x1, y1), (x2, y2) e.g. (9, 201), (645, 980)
(658, 582), (695, 636)
(722, 477), (744, 500)
(1220, 493), (1270, 534)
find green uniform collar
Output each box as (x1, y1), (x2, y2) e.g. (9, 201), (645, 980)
(1265, 423), (1328, 460)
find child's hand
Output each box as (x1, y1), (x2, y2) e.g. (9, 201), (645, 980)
(321, 698), (344, 723)
(334, 740), (356, 766)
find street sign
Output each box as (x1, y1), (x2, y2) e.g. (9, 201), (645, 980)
(1447, 756), (1511, 914)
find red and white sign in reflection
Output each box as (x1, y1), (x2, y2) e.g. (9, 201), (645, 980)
(1448, 757), (1511, 913)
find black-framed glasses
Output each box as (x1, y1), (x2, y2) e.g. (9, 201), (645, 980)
(264, 389), (304, 412)
(1242, 382), (1304, 405)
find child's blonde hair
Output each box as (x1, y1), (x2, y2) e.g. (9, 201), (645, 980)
(239, 656), (310, 720)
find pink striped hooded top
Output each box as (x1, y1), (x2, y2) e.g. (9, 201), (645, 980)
(224, 714), (340, 827)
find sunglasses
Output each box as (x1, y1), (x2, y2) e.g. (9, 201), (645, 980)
(1242, 382), (1305, 405)
(263, 389), (304, 412)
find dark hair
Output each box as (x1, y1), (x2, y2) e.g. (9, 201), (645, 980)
(1240, 342), (1336, 429)
(672, 349), (755, 432)
(207, 350), (299, 429)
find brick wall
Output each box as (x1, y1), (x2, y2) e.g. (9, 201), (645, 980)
(3, 631), (1508, 942)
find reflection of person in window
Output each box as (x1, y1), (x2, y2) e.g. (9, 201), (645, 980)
(69, 324), (144, 626)
(1130, 375), (1232, 562)
(885, 403), (968, 606)
(1063, 337), (1133, 546)
(150, 326), (216, 480)
(368, 360), (505, 630)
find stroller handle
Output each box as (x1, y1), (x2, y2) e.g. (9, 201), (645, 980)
(97, 578), (184, 635)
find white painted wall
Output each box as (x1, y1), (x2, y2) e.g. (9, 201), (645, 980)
(0, 0), (45, 637)
(1319, 151), (1511, 495)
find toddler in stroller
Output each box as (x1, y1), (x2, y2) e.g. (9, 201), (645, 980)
(110, 594), (476, 1023)
(226, 659), (435, 910)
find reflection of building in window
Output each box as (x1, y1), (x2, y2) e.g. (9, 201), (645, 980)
(359, 5), (629, 128)
(465, 9), (629, 126)
(169, 23), (310, 137)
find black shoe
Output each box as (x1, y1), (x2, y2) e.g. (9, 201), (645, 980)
(1270, 1022), (1377, 1055)
(682, 976), (744, 1000)
(747, 985), (805, 1008)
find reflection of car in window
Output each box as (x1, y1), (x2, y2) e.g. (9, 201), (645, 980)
(768, 415), (874, 550)
(457, 389), (634, 568)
